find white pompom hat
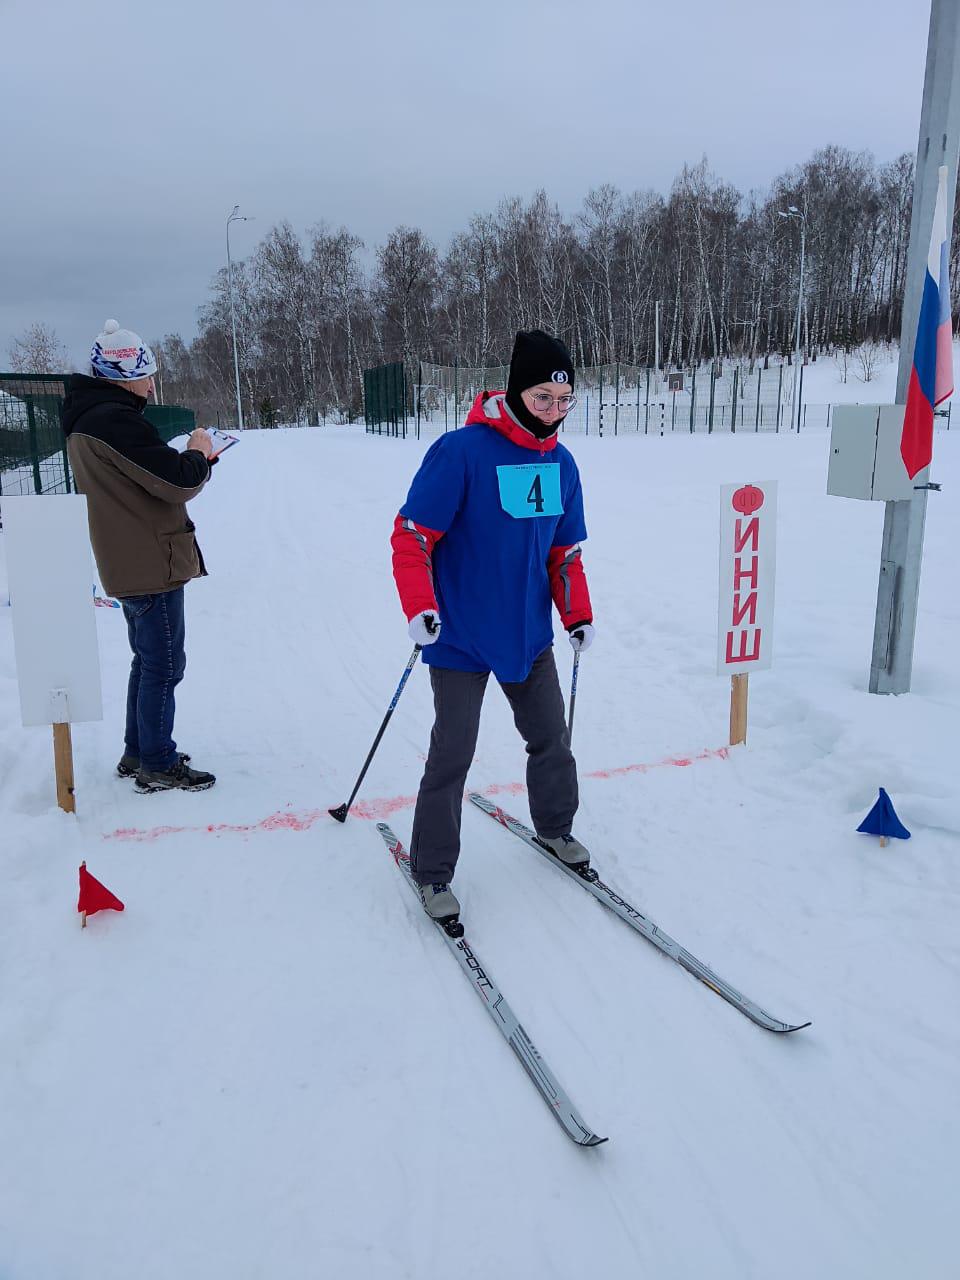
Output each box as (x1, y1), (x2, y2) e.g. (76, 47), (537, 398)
(90, 319), (157, 380)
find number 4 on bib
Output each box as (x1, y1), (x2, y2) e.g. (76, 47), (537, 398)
(527, 474), (545, 512)
(496, 463), (563, 520)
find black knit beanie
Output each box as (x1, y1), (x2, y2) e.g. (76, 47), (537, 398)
(505, 330), (575, 438)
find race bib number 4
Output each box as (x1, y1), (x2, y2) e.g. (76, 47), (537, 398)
(496, 463), (563, 519)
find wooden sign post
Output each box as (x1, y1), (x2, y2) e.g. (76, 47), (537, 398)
(729, 673), (749, 747)
(718, 482), (778, 745)
(50, 688), (76, 813)
(4, 496), (103, 812)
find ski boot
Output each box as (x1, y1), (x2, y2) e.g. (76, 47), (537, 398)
(535, 833), (597, 881)
(419, 883), (464, 937)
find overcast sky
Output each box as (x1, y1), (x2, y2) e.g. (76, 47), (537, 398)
(2, 0), (930, 368)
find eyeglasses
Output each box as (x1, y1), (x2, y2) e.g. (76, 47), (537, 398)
(526, 392), (577, 413)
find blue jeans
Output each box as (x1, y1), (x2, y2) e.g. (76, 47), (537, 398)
(121, 588), (186, 772)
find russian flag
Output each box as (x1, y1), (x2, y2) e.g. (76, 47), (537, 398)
(901, 165), (954, 479)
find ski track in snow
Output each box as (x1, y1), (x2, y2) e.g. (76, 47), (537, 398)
(0, 370), (957, 1280)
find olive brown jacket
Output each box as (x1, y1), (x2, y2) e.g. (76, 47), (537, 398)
(62, 375), (211, 598)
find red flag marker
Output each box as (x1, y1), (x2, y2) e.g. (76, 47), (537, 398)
(78, 861), (124, 928)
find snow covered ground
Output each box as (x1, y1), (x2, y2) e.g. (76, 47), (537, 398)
(0, 399), (957, 1278)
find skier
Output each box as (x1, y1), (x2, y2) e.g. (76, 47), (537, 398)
(391, 330), (595, 924)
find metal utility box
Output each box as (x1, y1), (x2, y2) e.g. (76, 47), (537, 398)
(827, 405), (875, 499)
(827, 404), (925, 502)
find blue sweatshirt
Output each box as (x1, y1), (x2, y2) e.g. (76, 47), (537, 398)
(399, 404), (588, 683)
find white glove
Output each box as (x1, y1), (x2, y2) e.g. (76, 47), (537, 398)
(567, 622), (595, 653)
(409, 610), (442, 646)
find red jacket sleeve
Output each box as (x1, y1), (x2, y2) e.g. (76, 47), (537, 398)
(547, 543), (593, 629)
(391, 514), (444, 620)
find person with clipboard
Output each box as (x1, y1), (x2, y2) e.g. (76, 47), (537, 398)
(62, 319), (219, 794)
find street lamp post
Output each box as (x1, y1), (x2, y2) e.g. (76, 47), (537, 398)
(226, 204), (252, 430)
(778, 205), (806, 432)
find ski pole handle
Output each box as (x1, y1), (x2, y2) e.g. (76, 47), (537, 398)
(329, 644), (421, 822)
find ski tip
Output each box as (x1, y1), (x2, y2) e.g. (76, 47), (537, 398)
(779, 1020), (813, 1034)
(581, 1134), (609, 1147)
(328, 804), (349, 823)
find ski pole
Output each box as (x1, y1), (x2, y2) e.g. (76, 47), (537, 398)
(329, 645), (421, 822)
(567, 649), (580, 743)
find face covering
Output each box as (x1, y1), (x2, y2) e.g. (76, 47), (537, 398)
(505, 387), (566, 439)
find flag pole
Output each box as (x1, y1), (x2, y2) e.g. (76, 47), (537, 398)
(869, 0), (960, 694)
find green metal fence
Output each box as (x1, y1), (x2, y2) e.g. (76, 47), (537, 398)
(0, 374), (73, 495)
(362, 358), (803, 440)
(145, 404), (198, 443)
(0, 373), (195, 497)
(363, 362), (410, 437)
(415, 362), (510, 436)
(407, 360), (799, 437)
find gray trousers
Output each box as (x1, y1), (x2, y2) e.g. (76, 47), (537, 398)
(410, 646), (578, 885)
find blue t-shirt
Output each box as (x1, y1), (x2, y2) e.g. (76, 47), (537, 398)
(400, 424), (588, 683)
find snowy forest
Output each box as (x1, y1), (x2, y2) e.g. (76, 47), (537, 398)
(16, 145), (960, 425)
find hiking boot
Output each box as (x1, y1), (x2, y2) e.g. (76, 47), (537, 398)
(536, 832), (591, 868)
(118, 751), (190, 778)
(135, 757), (215, 794)
(419, 882), (460, 922)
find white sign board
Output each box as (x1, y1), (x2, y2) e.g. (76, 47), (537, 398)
(4, 495), (103, 726)
(717, 481), (777, 674)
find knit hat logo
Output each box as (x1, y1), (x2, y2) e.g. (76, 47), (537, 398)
(90, 319), (157, 380)
(551, 370), (568, 383)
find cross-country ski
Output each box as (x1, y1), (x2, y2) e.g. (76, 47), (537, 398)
(376, 822), (607, 1148)
(469, 792), (811, 1034)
